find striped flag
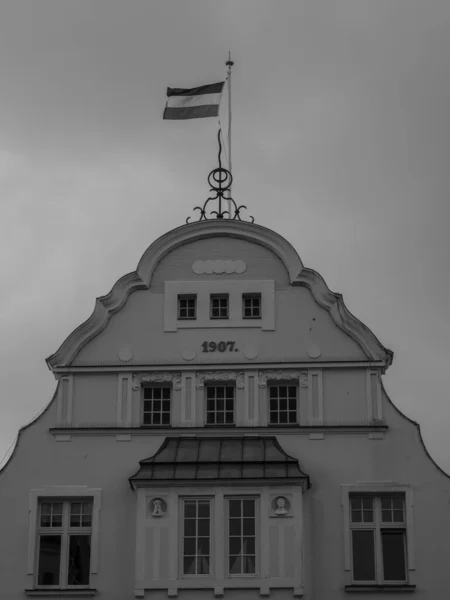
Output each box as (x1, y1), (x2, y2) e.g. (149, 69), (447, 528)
(163, 82), (225, 120)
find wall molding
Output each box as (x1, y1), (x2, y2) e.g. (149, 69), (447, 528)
(196, 371), (245, 390)
(132, 372), (182, 391)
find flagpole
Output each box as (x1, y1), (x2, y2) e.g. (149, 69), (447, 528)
(226, 52), (234, 218)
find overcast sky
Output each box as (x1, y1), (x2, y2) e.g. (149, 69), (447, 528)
(0, 0), (449, 472)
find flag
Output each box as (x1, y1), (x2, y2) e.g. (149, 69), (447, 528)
(163, 82), (225, 120)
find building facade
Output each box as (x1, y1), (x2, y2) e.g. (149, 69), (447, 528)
(1, 216), (450, 599)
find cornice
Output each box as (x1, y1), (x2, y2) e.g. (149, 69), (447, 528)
(294, 268), (393, 366)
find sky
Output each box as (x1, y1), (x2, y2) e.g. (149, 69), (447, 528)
(0, 0), (449, 472)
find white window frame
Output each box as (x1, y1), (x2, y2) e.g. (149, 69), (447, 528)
(27, 487), (101, 590)
(142, 384), (172, 427)
(267, 383), (299, 425)
(341, 484), (415, 587)
(204, 384), (235, 426)
(177, 294), (197, 320)
(225, 496), (259, 578)
(242, 293), (262, 320)
(210, 293), (230, 320)
(180, 496), (213, 578)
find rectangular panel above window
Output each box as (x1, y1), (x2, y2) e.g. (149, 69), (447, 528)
(164, 280), (275, 331)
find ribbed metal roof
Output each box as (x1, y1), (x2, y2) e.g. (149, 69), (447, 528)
(129, 436), (310, 489)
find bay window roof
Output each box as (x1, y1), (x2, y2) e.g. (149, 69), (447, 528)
(129, 436), (310, 490)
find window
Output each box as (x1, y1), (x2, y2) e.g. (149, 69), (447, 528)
(242, 294), (261, 319)
(178, 295), (197, 320)
(36, 500), (92, 588)
(268, 385), (297, 424)
(350, 495), (407, 584)
(142, 386), (171, 426)
(210, 294), (229, 319)
(205, 385), (234, 425)
(182, 499), (211, 576)
(228, 498), (257, 575)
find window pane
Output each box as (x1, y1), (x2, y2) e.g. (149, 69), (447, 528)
(198, 519), (210, 537)
(243, 518), (255, 535)
(197, 555), (210, 575)
(68, 535), (91, 586)
(382, 530), (406, 581)
(198, 501), (210, 518)
(184, 519), (196, 537)
(243, 500), (255, 517)
(197, 537), (210, 555)
(184, 556), (195, 575)
(38, 535), (61, 586)
(243, 555), (256, 574)
(229, 519), (241, 536)
(229, 537), (241, 555)
(229, 500), (241, 518)
(352, 530), (375, 581)
(184, 538), (196, 555)
(184, 502), (196, 518)
(244, 537), (256, 554)
(229, 555), (242, 574)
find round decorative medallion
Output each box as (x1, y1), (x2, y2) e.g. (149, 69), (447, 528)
(243, 345), (259, 360)
(271, 496), (291, 516)
(149, 497), (167, 518)
(307, 345), (322, 359)
(182, 349), (196, 361)
(118, 346), (133, 362)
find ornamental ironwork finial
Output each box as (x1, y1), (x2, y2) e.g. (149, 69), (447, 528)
(186, 129), (254, 224)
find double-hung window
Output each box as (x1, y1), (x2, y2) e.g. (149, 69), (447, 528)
(268, 385), (297, 424)
(36, 499), (92, 588)
(350, 494), (407, 584)
(142, 386), (171, 426)
(205, 385), (235, 425)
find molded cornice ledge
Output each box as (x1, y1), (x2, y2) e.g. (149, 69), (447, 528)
(294, 268), (393, 367)
(46, 221), (304, 370)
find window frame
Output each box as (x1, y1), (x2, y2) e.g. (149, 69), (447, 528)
(177, 294), (197, 321)
(27, 487), (101, 592)
(204, 383), (236, 426)
(180, 496), (213, 579)
(341, 484), (415, 588)
(210, 293), (230, 320)
(225, 495), (259, 578)
(141, 383), (172, 427)
(267, 383), (299, 426)
(242, 293), (262, 320)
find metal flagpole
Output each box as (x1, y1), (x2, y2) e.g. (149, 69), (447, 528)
(226, 52), (234, 218)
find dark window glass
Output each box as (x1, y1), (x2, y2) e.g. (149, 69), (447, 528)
(178, 295), (197, 320)
(242, 294), (261, 319)
(382, 530), (406, 581)
(142, 387), (171, 426)
(38, 535), (61, 586)
(210, 294), (229, 319)
(352, 530), (375, 581)
(68, 535), (91, 585)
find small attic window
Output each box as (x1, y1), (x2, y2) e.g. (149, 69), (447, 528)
(178, 295), (197, 320)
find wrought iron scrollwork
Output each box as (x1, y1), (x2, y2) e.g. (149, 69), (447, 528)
(186, 130), (254, 224)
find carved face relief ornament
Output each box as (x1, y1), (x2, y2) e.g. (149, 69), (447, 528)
(272, 496), (290, 516)
(150, 497), (167, 518)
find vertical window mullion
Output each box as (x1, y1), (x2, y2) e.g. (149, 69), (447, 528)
(60, 502), (70, 587)
(374, 498), (384, 584)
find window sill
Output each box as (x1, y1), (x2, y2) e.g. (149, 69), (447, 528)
(345, 585), (416, 593)
(25, 590), (97, 597)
